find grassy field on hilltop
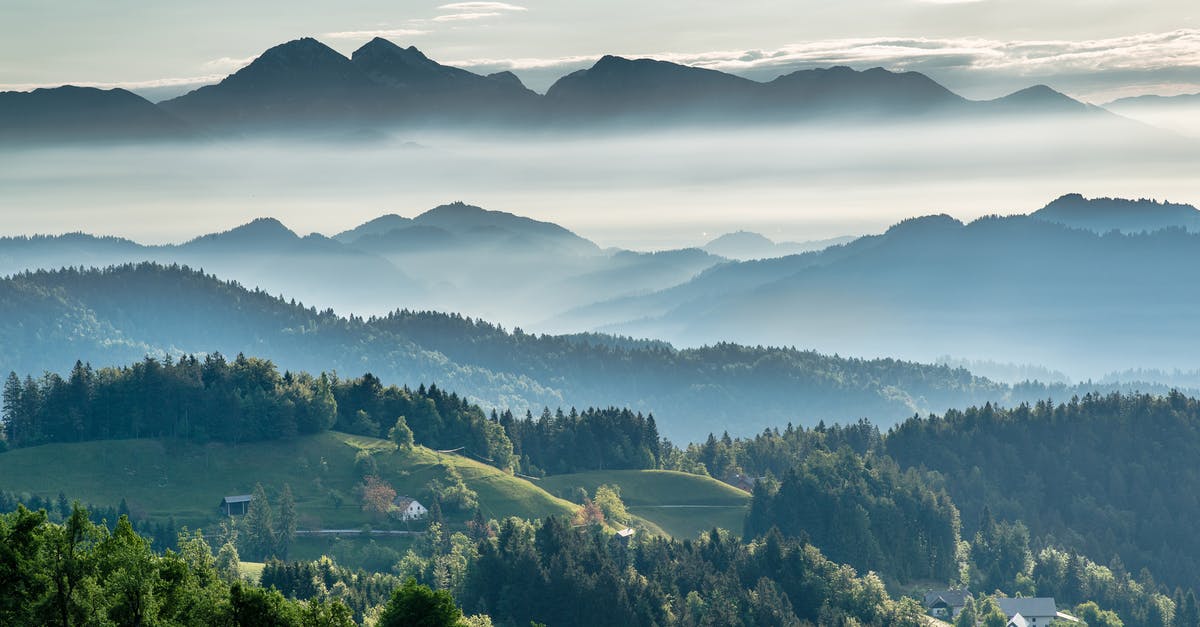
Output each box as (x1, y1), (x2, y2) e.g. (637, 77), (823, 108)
(0, 431), (577, 531)
(539, 469), (750, 539)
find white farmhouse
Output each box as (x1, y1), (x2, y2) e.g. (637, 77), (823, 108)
(391, 496), (429, 521)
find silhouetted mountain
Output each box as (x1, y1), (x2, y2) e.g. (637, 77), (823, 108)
(703, 231), (857, 260)
(332, 214), (414, 243)
(563, 196), (1200, 376)
(765, 65), (965, 115)
(161, 37), (378, 128)
(351, 37), (536, 117)
(410, 201), (598, 254)
(987, 84), (1092, 114)
(1107, 92), (1200, 108)
(181, 217), (300, 250)
(545, 55), (759, 119)
(0, 86), (189, 142)
(1031, 193), (1200, 233)
(8, 37), (1114, 139)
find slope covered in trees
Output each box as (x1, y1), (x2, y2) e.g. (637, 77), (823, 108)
(0, 262), (1142, 440)
(884, 392), (1200, 593)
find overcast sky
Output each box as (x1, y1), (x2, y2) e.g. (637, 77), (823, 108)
(2, 0), (1199, 103)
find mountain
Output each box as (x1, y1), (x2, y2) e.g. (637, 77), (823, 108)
(544, 55), (759, 120)
(1031, 192), (1200, 233)
(161, 37), (379, 128)
(0, 86), (189, 142)
(1108, 92), (1200, 108)
(8, 37), (1110, 139)
(0, 201), (718, 327)
(986, 84), (1093, 115)
(1104, 92), (1200, 137)
(564, 197), (1200, 376)
(9, 262), (1164, 440)
(764, 65), (966, 115)
(350, 37), (536, 120)
(0, 215), (423, 316)
(332, 214), (413, 243)
(702, 231), (857, 260)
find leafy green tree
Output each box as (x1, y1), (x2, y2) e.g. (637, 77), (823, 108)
(955, 597), (979, 627)
(216, 541), (242, 583)
(377, 577), (463, 627)
(977, 597), (1008, 627)
(1077, 601), (1125, 627)
(390, 416), (415, 450)
(592, 485), (630, 525)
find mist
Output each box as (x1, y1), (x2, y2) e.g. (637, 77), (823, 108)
(1, 113), (1196, 251)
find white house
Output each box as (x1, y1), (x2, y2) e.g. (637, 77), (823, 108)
(996, 598), (1079, 626)
(391, 496), (428, 521)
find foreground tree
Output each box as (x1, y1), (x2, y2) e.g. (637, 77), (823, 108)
(377, 577), (463, 627)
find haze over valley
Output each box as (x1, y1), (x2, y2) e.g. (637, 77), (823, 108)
(4, 10), (1200, 627)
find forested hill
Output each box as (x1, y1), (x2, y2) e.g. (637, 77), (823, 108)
(0, 263), (1186, 440)
(883, 392), (1200, 593)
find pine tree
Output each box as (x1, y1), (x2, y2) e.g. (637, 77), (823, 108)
(277, 484), (297, 559)
(245, 483), (276, 560)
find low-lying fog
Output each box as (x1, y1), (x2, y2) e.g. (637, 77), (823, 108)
(1, 115), (1196, 249)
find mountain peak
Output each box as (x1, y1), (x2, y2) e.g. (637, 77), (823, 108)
(185, 217), (300, 247)
(1032, 194), (1200, 233)
(991, 84), (1087, 113)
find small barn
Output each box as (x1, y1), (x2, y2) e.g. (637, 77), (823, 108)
(391, 496), (428, 521)
(220, 494), (253, 516)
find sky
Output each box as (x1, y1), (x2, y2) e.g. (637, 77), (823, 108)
(2, 0), (1200, 103)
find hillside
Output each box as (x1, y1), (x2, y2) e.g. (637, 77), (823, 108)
(0, 431), (577, 530)
(576, 206), (1200, 377)
(539, 469), (750, 539)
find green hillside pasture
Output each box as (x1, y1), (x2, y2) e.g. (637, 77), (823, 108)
(538, 469), (750, 539)
(0, 432), (577, 532)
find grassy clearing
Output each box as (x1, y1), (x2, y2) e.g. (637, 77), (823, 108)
(0, 432), (577, 532)
(538, 469), (750, 538)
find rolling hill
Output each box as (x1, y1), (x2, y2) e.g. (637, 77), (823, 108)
(0, 431), (577, 530)
(539, 469), (750, 539)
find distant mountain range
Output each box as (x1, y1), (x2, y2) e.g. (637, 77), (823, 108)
(5, 193), (1200, 382)
(702, 231), (856, 260)
(551, 194), (1200, 375)
(0, 36), (1116, 141)
(0, 201), (729, 325)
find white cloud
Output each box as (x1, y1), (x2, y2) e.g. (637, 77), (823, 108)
(432, 12), (503, 22)
(450, 29), (1200, 79)
(323, 28), (430, 40)
(438, 2), (527, 11)
(202, 56), (255, 72)
(0, 75), (222, 93)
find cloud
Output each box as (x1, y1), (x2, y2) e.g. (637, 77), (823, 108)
(432, 12), (503, 22)
(448, 29), (1200, 97)
(202, 56), (255, 72)
(0, 75), (222, 93)
(438, 2), (527, 11)
(323, 28), (430, 40)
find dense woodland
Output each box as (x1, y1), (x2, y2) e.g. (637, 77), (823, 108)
(498, 406), (662, 475)
(743, 449), (961, 585)
(6, 263), (1185, 441)
(884, 393), (1200, 593)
